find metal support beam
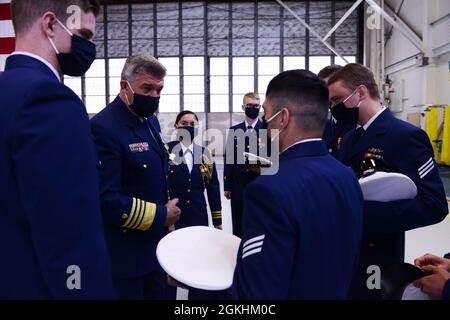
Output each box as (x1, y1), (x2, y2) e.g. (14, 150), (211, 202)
(385, 0), (404, 45)
(275, 0), (349, 64)
(365, 0), (424, 53)
(323, 0), (364, 42)
(383, 1), (422, 48)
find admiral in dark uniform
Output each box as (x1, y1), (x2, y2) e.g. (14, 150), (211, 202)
(328, 64), (448, 299)
(0, 0), (115, 299)
(224, 93), (262, 237)
(91, 54), (181, 300)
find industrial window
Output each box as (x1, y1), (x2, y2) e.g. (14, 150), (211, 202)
(210, 57), (229, 113)
(64, 1), (362, 117)
(184, 56), (205, 112)
(85, 59), (106, 114)
(159, 57), (181, 113)
(108, 58), (126, 103)
(258, 56), (280, 103)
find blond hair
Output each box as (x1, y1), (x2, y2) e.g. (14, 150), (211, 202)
(243, 92), (260, 102)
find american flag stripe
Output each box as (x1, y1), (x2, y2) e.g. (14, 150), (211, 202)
(0, 0), (14, 71)
(0, 3), (12, 20)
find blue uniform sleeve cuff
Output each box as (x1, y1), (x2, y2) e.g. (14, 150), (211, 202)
(443, 279), (450, 300)
(153, 205), (167, 229)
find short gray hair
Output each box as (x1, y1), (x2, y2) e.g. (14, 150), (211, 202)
(121, 53), (167, 81)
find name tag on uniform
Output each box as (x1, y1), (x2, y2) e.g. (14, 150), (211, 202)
(129, 142), (149, 153)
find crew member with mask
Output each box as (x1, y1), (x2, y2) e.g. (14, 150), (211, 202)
(224, 92), (262, 237)
(91, 54), (181, 300)
(328, 63), (448, 299)
(319, 65), (355, 159)
(0, 0), (116, 299)
(227, 70), (363, 299)
(166, 110), (222, 300)
(168, 111), (222, 232)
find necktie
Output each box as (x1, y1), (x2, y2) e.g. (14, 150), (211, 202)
(353, 127), (365, 146)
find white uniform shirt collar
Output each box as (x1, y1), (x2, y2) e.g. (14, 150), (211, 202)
(358, 106), (386, 131)
(181, 143), (194, 154)
(282, 138), (323, 154)
(245, 119), (258, 129)
(10, 51), (61, 81)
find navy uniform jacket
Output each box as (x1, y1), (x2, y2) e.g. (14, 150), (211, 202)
(167, 142), (222, 228)
(229, 141), (363, 299)
(322, 118), (354, 158)
(0, 54), (115, 299)
(224, 120), (262, 200)
(444, 280), (450, 300)
(339, 109), (448, 299)
(91, 96), (169, 279)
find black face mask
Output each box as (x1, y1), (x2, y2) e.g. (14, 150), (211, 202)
(330, 102), (359, 124)
(245, 107), (260, 120)
(177, 126), (198, 143)
(126, 82), (160, 117)
(330, 90), (361, 125)
(49, 20), (96, 77)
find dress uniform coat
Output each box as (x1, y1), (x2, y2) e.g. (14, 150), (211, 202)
(322, 118), (354, 158)
(166, 141), (222, 300)
(167, 141), (222, 229)
(339, 108), (448, 300)
(444, 280), (450, 300)
(0, 54), (115, 299)
(228, 140), (363, 299)
(224, 120), (262, 237)
(91, 96), (170, 299)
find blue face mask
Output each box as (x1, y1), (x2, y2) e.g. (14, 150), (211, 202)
(48, 19), (96, 77)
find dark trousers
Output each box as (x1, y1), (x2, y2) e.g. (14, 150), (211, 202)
(231, 199), (244, 238)
(114, 268), (166, 300)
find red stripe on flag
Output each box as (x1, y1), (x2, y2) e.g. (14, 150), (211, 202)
(0, 37), (15, 54)
(0, 3), (12, 20)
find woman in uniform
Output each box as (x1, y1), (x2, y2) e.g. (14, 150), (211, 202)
(167, 110), (222, 232)
(166, 110), (223, 300)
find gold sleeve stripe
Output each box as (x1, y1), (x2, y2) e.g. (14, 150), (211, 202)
(136, 202), (157, 231)
(124, 198), (141, 228)
(212, 211), (222, 219)
(123, 197), (137, 228)
(129, 199), (144, 229)
(132, 200), (147, 230)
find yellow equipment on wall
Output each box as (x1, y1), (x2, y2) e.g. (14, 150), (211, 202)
(441, 106), (450, 165)
(425, 106), (450, 166)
